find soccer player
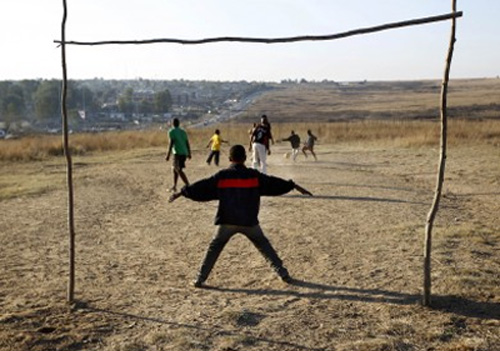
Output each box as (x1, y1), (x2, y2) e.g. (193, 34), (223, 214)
(169, 144), (313, 288)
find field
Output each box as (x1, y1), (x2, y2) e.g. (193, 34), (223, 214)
(236, 78), (500, 122)
(1, 80), (500, 351)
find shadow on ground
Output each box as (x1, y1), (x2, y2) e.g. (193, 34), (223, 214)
(205, 279), (500, 320)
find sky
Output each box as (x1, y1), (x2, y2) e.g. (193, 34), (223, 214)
(1, 1), (499, 82)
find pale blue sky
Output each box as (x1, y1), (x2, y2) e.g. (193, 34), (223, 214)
(1, 1), (498, 81)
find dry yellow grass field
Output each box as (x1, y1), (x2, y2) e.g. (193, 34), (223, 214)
(1, 119), (499, 164)
(235, 78), (500, 122)
(1, 80), (499, 351)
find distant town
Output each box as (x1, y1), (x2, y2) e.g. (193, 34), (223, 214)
(0, 78), (356, 138)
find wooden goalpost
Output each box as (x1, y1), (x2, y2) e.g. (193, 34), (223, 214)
(423, 0), (458, 307)
(58, 0), (460, 306)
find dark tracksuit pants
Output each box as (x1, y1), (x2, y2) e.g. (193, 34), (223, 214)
(196, 224), (289, 283)
(206, 150), (220, 166)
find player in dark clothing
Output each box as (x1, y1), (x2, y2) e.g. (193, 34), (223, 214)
(250, 115), (273, 174)
(282, 130), (301, 161)
(169, 144), (313, 288)
(302, 129), (318, 161)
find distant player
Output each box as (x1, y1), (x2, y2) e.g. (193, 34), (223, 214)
(165, 118), (191, 192)
(250, 115), (273, 174)
(260, 114), (275, 146)
(302, 129), (318, 161)
(206, 129), (228, 167)
(169, 144), (313, 288)
(281, 130), (301, 161)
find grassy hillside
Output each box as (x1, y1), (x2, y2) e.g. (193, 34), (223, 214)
(233, 78), (500, 123)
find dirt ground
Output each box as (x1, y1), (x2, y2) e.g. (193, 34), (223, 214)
(1, 141), (499, 351)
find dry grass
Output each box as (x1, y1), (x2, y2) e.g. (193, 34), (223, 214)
(0, 130), (166, 162)
(265, 119), (500, 148)
(1, 140), (499, 350)
(237, 78), (500, 122)
(1, 119), (499, 162)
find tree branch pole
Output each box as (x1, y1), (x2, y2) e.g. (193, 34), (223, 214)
(54, 11), (462, 47)
(60, 0), (76, 304)
(423, 0), (457, 307)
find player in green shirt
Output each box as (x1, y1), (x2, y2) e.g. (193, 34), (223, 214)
(165, 118), (191, 192)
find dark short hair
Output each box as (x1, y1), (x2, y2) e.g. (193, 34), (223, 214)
(173, 118), (180, 127)
(215, 129), (220, 134)
(229, 145), (246, 162)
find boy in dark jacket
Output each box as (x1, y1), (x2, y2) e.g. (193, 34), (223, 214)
(282, 130), (301, 161)
(169, 144), (312, 288)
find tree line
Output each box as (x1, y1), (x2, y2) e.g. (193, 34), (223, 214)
(0, 79), (173, 130)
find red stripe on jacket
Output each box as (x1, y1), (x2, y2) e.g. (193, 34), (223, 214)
(217, 178), (259, 189)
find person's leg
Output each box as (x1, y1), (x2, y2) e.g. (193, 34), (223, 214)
(302, 146), (308, 158)
(254, 143), (267, 174)
(310, 147), (317, 161)
(177, 168), (189, 186)
(292, 148), (299, 161)
(194, 225), (237, 286)
(171, 167), (179, 191)
(175, 156), (189, 186)
(252, 143), (260, 170)
(214, 151), (220, 166)
(206, 151), (214, 165)
(171, 156), (182, 191)
(260, 146), (267, 174)
(242, 225), (290, 281)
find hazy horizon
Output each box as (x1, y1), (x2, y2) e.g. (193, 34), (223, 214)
(1, 76), (498, 84)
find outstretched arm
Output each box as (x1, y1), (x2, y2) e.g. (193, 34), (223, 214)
(186, 139), (192, 159)
(259, 174), (312, 197)
(169, 176), (218, 203)
(294, 183), (313, 196)
(165, 140), (174, 161)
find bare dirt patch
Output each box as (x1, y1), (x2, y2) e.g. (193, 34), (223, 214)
(1, 142), (499, 351)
